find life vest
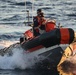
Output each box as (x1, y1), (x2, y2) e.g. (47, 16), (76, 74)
(33, 16), (46, 36)
(33, 16), (41, 26)
(45, 21), (55, 32)
(24, 30), (33, 39)
(33, 16), (40, 33)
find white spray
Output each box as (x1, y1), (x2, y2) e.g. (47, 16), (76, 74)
(0, 42), (40, 70)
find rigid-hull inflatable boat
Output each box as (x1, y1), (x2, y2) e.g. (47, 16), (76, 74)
(20, 28), (75, 69)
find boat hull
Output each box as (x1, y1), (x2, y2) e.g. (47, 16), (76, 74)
(35, 45), (67, 69)
(20, 28), (74, 69)
(22, 44), (68, 69)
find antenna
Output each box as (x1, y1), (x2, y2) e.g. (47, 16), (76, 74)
(24, 0), (26, 26)
(24, 0), (34, 26)
(32, 0), (34, 21)
(26, 10), (29, 26)
(24, 0), (30, 26)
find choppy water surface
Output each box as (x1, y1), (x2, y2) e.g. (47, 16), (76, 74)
(0, 0), (76, 75)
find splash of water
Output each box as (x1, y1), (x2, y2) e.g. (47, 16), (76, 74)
(0, 42), (41, 70)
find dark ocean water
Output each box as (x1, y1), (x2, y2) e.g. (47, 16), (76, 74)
(0, 0), (76, 75)
(0, 69), (59, 75)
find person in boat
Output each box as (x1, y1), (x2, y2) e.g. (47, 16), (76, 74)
(33, 11), (50, 35)
(37, 12), (46, 34)
(33, 9), (43, 36)
(33, 9), (56, 36)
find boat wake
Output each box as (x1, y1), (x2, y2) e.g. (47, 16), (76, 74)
(0, 42), (42, 70)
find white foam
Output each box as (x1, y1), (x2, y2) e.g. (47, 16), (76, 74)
(0, 40), (18, 49)
(0, 43), (40, 70)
